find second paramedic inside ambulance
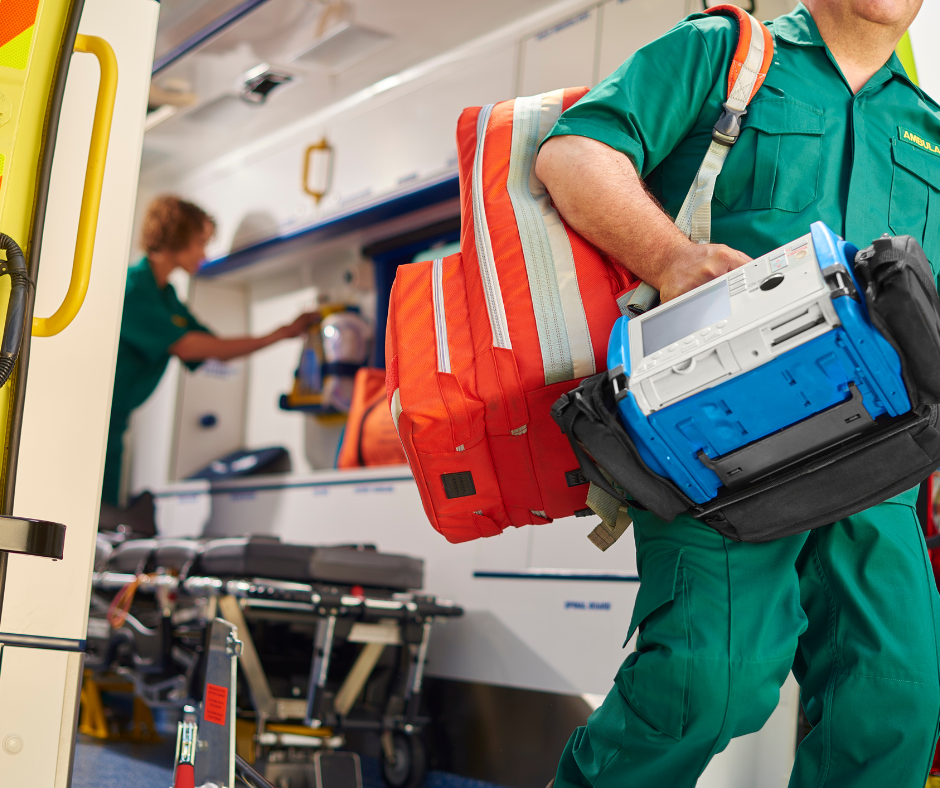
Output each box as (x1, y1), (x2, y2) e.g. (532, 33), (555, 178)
(102, 196), (318, 508)
(536, 1), (939, 787)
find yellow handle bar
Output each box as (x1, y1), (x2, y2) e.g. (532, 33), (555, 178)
(32, 34), (118, 337)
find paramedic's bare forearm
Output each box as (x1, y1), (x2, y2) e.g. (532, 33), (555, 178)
(535, 136), (750, 302)
(170, 331), (283, 362)
(170, 312), (315, 362)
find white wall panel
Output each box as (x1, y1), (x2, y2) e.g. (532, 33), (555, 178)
(911, 2), (940, 101)
(519, 8), (598, 96)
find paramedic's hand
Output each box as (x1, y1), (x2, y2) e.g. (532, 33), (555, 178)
(658, 243), (751, 303)
(278, 311), (320, 339)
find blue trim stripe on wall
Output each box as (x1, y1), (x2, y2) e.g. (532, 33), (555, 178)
(473, 571), (639, 582)
(198, 174), (460, 278)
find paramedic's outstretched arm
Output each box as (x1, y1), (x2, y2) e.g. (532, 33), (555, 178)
(535, 135), (750, 303)
(170, 312), (317, 362)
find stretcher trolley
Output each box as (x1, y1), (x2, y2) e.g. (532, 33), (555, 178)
(86, 535), (463, 788)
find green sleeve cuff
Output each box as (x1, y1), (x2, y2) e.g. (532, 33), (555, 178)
(542, 118), (645, 173)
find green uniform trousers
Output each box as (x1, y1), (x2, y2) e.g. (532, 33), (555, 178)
(555, 501), (940, 787)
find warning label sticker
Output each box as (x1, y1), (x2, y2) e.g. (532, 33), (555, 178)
(204, 684), (229, 726)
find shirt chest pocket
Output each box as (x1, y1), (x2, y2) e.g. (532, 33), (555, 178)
(714, 97), (824, 214)
(889, 140), (940, 262)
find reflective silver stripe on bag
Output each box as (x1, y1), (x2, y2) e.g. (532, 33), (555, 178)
(507, 90), (595, 384)
(432, 257), (451, 374)
(472, 103), (513, 349)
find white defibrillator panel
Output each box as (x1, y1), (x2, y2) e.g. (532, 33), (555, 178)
(627, 234), (842, 414)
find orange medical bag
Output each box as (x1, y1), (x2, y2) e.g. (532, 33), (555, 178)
(386, 6), (773, 543)
(337, 368), (407, 468)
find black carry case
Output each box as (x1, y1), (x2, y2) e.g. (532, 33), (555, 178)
(195, 536), (425, 591)
(552, 235), (940, 543)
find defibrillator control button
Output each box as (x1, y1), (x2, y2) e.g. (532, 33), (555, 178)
(716, 321), (727, 328)
(682, 337), (695, 345)
(667, 344), (678, 352)
(760, 273), (785, 291)
(651, 351), (662, 360)
(699, 328), (710, 337)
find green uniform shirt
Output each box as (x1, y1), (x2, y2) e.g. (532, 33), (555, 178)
(543, 2), (940, 507)
(102, 258), (211, 505)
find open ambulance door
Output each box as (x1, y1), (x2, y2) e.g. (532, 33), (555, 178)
(0, 0), (158, 783)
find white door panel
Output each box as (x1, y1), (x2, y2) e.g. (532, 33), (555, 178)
(0, 648), (72, 785)
(2, 0), (159, 641)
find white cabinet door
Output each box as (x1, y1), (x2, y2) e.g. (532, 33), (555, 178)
(325, 45), (515, 212)
(189, 45), (515, 262)
(171, 278), (249, 480)
(519, 8), (599, 96)
(597, 0), (687, 81)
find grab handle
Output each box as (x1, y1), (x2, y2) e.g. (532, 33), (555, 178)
(302, 139), (334, 204)
(32, 34), (118, 337)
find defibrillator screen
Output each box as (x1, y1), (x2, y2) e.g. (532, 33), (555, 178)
(641, 280), (731, 356)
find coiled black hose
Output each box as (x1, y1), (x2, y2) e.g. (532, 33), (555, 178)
(0, 234), (31, 389)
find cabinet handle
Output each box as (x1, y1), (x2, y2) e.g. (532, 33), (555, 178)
(303, 139), (334, 204)
(33, 34), (118, 337)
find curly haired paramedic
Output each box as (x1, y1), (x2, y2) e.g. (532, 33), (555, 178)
(536, 2), (940, 787)
(103, 196), (318, 507)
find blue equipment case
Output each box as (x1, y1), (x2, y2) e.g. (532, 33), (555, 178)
(607, 222), (911, 504)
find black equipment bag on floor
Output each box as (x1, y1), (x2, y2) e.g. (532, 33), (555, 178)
(552, 234), (940, 543)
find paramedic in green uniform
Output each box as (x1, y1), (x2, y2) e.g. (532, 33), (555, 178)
(104, 196), (316, 506)
(537, 1), (939, 786)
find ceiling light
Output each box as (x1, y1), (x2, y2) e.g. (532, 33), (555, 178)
(239, 64), (295, 104)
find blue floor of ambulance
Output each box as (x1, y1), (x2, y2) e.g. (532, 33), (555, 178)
(72, 736), (508, 788)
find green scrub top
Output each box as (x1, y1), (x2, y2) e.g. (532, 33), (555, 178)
(102, 258), (211, 506)
(543, 2), (940, 507)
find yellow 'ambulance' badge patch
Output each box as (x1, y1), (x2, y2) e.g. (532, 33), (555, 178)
(899, 127), (940, 157)
(171, 315), (188, 328)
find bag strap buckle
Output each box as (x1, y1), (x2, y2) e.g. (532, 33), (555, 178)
(711, 103), (747, 147)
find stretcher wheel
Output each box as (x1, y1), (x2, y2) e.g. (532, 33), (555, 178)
(380, 731), (426, 788)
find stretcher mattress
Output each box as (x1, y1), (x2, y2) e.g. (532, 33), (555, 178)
(105, 536), (424, 591)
